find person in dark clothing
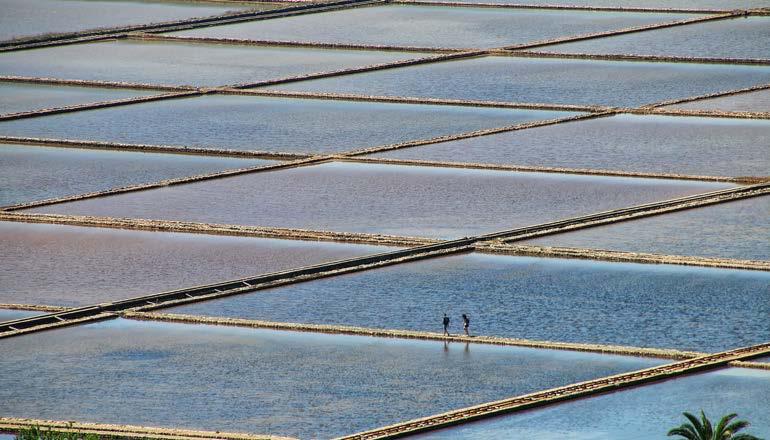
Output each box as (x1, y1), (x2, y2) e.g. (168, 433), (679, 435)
(462, 314), (470, 336)
(443, 313), (450, 336)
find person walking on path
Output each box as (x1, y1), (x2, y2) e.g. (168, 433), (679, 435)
(462, 313), (470, 336)
(443, 313), (450, 336)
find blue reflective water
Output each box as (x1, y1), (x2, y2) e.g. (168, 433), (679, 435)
(0, 309), (37, 323)
(172, 254), (770, 353)
(411, 368), (770, 439)
(0, 40), (427, 87)
(0, 82), (153, 115)
(172, 5), (692, 49)
(25, 162), (730, 239)
(0, 143), (273, 206)
(371, 114), (770, 178)
(0, 221), (388, 307)
(268, 56), (770, 107)
(526, 195), (770, 261)
(0, 318), (662, 438)
(544, 16), (770, 60)
(0, 0), (259, 42)
(0, 95), (573, 154)
(670, 89), (770, 113)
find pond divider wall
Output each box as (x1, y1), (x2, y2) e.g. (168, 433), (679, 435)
(232, 88), (610, 112)
(642, 107), (770, 120)
(478, 243), (770, 271)
(124, 311), (703, 360)
(0, 91), (200, 121)
(0, 418), (296, 440)
(0, 304), (69, 313)
(130, 33), (465, 53)
(647, 82), (770, 108)
(502, 12), (740, 51)
(492, 183), (770, 243)
(339, 341), (770, 439)
(344, 157), (745, 183)
(391, 0), (738, 14)
(508, 50), (770, 66)
(0, 136), (309, 160)
(0, 0), (387, 52)
(0, 240), (474, 338)
(0, 157), (328, 212)
(0, 212), (437, 247)
(0, 75), (197, 92)
(227, 50), (487, 89)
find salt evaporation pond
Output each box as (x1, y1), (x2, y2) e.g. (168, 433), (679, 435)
(0, 0), (264, 42)
(0, 143), (274, 207)
(0, 82), (156, 115)
(0, 318), (662, 438)
(171, 5), (693, 49)
(541, 16), (770, 61)
(0, 95), (573, 154)
(525, 195), (770, 261)
(0, 221), (388, 307)
(0, 309), (38, 323)
(172, 253), (770, 353)
(411, 368), (770, 439)
(667, 88), (770, 113)
(371, 114), (770, 178)
(25, 162), (731, 239)
(267, 56), (770, 107)
(0, 40), (428, 87)
(423, 0), (766, 9)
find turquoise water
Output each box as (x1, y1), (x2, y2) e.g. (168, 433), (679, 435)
(171, 253), (770, 353)
(172, 5), (692, 49)
(543, 16), (770, 60)
(525, 195), (770, 261)
(669, 89), (770, 113)
(0, 309), (37, 322)
(0, 82), (154, 115)
(0, 40), (427, 87)
(371, 114), (770, 178)
(0, 143), (273, 207)
(0, 95), (574, 154)
(0, 221), (388, 307)
(0, 0), (260, 42)
(25, 162), (730, 239)
(267, 56), (770, 107)
(0, 318), (662, 438)
(411, 368), (770, 439)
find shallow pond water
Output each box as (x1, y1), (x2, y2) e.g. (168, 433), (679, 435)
(267, 56), (770, 107)
(0, 308), (38, 323)
(0, 95), (573, 154)
(525, 195), (770, 261)
(0, 82), (155, 115)
(0, 318), (662, 438)
(668, 88), (770, 113)
(0, 221), (388, 307)
(542, 16), (770, 60)
(172, 254), (770, 353)
(172, 5), (692, 49)
(25, 162), (730, 239)
(0, 143), (274, 206)
(411, 368), (770, 439)
(0, 0), (264, 42)
(0, 40), (427, 87)
(371, 114), (770, 178)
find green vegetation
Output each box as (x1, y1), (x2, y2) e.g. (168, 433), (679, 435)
(14, 426), (112, 440)
(668, 411), (763, 440)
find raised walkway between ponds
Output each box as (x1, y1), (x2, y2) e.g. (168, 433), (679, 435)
(338, 341), (770, 439)
(0, 418), (295, 440)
